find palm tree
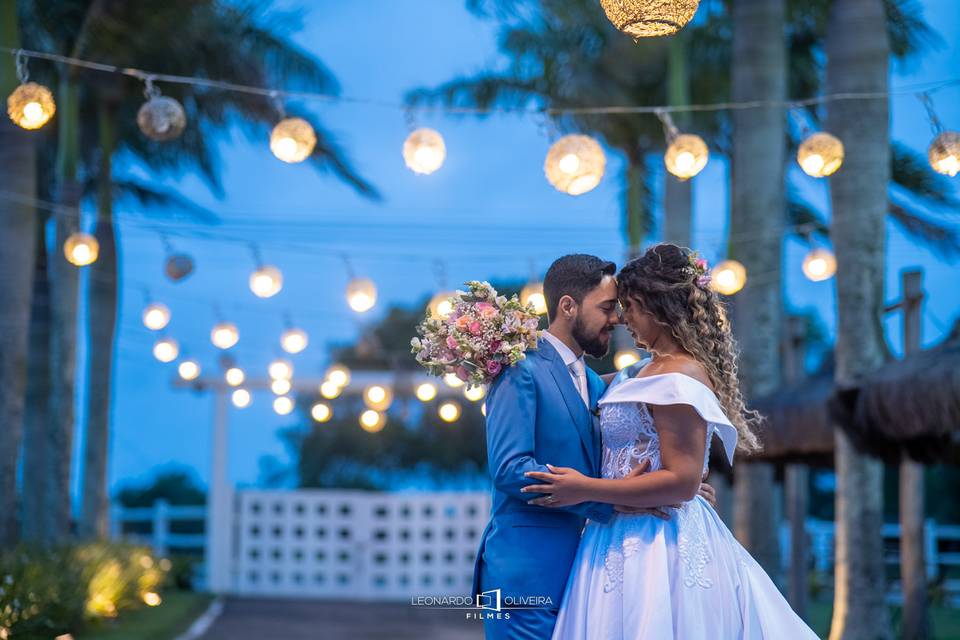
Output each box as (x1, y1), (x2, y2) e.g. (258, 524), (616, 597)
(728, 0), (787, 581)
(825, 0), (892, 637)
(0, 0), (38, 548)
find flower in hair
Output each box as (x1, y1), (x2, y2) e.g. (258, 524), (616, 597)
(686, 251), (712, 289)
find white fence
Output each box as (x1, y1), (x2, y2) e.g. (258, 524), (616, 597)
(112, 492), (960, 603)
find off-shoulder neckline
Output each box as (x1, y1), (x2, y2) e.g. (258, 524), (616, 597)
(621, 371), (719, 402)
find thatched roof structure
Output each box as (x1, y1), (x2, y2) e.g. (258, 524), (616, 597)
(829, 321), (960, 464)
(746, 374), (836, 465)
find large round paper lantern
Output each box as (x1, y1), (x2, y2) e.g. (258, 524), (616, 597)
(137, 96), (186, 141)
(403, 128), (446, 175)
(928, 131), (960, 177)
(142, 302), (171, 331)
(249, 265), (283, 298)
(798, 132), (844, 178)
(711, 260), (747, 296)
(7, 82), (55, 130)
(346, 278), (377, 313)
(270, 117), (316, 163)
(665, 133), (709, 179)
(802, 248), (837, 282)
(521, 282), (547, 315)
(281, 328), (308, 354)
(211, 322), (239, 349)
(600, 0), (700, 38)
(544, 135), (605, 196)
(64, 232), (99, 266)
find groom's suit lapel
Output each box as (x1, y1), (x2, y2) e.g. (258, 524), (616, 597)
(539, 338), (596, 474)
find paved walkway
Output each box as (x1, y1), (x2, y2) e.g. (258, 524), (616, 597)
(198, 597), (485, 639)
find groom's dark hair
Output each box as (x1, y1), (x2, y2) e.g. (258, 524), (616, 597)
(543, 254), (616, 322)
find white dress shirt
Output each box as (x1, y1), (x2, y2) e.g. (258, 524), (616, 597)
(543, 330), (590, 407)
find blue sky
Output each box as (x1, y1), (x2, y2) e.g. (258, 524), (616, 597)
(69, 0), (960, 505)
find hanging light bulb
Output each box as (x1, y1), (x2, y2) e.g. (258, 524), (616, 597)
(319, 381), (342, 399)
(137, 92), (186, 141)
(142, 302), (171, 331)
(271, 378), (292, 395)
(359, 409), (386, 433)
(225, 367), (245, 386)
(614, 350), (641, 370)
(415, 382), (438, 402)
(231, 388), (251, 408)
(311, 402), (332, 423)
(520, 282), (548, 315)
(363, 384), (394, 411)
(464, 385), (486, 402)
(165, 253), (194, 282)
(443, 372), (465, 388)
(7, 81), (56, 130)
(325, 364), (351, 388)
(428, 291), (456, 319)
(711, 260), (747, 295)
(665, 133), (709, 179)
(270, 117), (316, 163)
(346, 278), (377, 313)
(63, 232), (99, 266)
(268, 358), (293, 381)
(249, 265), (283, 298)
(273, 396), (294, 416)
(802, 248), (837, 282)
(439, 401), (462, 423)
(178, 359), (201, 381)
(153, 337), (179, 363)
(600, 0), (700, 38)
(210, 322), (239, 349)
(544, 135), (605, 196)
(280, 328), (308, 354)
(928, 131), (960, 177)
(403, 128), (446, 175)
(797, 132), (844, 178)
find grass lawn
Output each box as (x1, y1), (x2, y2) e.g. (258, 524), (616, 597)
(76, 591), (215, 640)
(807, 601), (960, 639)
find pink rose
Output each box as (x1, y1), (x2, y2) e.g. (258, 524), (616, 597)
(469, 322), (482, 335)
(476, 302), (497, 319)
(455, 315), (472, 330)
(446, 336), (459, 349)
(456, 366), (471, 381)
(490, 340), (502, 352)
(486, 360), (502, 376)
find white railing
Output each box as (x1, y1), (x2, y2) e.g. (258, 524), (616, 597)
(112, 495), (960, 604)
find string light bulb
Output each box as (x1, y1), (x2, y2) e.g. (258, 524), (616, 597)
(7, 81), (55, 130)
(231, 388), (251, 408)
(429, 291), (456, 320)
(711, 260), (747, 295)
(178, 359), (200, 381)
(360, 409), (386, 433)
(521, 282), (548, 315)
(415, 382), (438, 402)
(280, 328), (308, 354)
(443, 372), (465, 388)
(249, 265), (283, 298)
(270, 117), (316, 163)
(614, 350), (641, 370)
(798, 132), (844, 178)
(63, 232), (99, 266)
(142, 303), (171, 331)
(311, 402), (332, 423)
(325, 364), (351, 388)
(346, 278), (377, 313)
(153, 337), (179, 363)
(363, 384), (394, 411)
(439, 401), (462, 423)
(544, 135), (605, 196)
(268, 358), (293, 381)
(928, 131), (960, 176)
(403, 128), (446, 175)
(464, 385), (486, 402)
(225, 367), (245, 386)
(273, 396), (294, 415)
(137, 90), (186, 141)
(664, 133), (709, 179)
(271, 378), (292, 395)
(802, 248), (837, 282)
(319, 381), (342, 399)
(210, 322), (239, 349)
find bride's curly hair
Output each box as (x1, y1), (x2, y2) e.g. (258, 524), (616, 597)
(617, 243), (763, 453)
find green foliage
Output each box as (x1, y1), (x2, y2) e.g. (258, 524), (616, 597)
(0, 541), (168, 639)
(114, 468), (206, 508)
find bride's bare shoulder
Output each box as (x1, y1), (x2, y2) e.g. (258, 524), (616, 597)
(601, 371), (619, 385)
(658, 357), (714, 392)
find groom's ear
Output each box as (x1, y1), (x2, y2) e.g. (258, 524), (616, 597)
(558, 295), (578, 320)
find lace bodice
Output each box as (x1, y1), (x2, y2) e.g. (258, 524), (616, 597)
(600, 401), (716, 480)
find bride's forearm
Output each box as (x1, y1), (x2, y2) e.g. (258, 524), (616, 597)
(583, 470), (700, 508)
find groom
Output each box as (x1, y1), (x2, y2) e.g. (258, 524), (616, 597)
(471, 254), (715, 640)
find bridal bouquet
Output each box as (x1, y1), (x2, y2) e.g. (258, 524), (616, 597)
(411, 281), (541, 388)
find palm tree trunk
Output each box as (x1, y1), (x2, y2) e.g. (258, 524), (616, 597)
(0, 0), (37, 549)
(825, 1), (892, 638)
(624, 156), (649, 258)
(663, 34), (692, 248)
(729, 0), (787, 580)
(79, 99), (119, 540)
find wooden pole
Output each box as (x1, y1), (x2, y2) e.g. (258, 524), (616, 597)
(783, 315), (809, 619)
(898, 268), (928, 640)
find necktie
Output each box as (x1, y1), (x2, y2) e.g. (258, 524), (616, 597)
(569, 358), (589, 407)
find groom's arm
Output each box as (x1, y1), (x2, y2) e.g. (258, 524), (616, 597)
(485, 363), (614, 524)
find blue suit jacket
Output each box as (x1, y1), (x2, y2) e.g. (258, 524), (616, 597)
(471, 337), (614, 607)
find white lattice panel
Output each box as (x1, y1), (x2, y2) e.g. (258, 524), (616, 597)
(234, 490), (490, 600)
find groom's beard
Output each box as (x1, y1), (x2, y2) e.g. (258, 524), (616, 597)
(572, 317), (612, 359)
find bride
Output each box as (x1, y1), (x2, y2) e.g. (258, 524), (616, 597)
(521, 244), (818, 639)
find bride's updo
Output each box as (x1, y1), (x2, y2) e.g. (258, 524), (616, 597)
(617, 243), (762, 453)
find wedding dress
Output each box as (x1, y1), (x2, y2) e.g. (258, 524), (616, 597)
(551, 372), (818, 639)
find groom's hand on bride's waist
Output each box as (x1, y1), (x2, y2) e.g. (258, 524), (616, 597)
(610, 461), (718, 518)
